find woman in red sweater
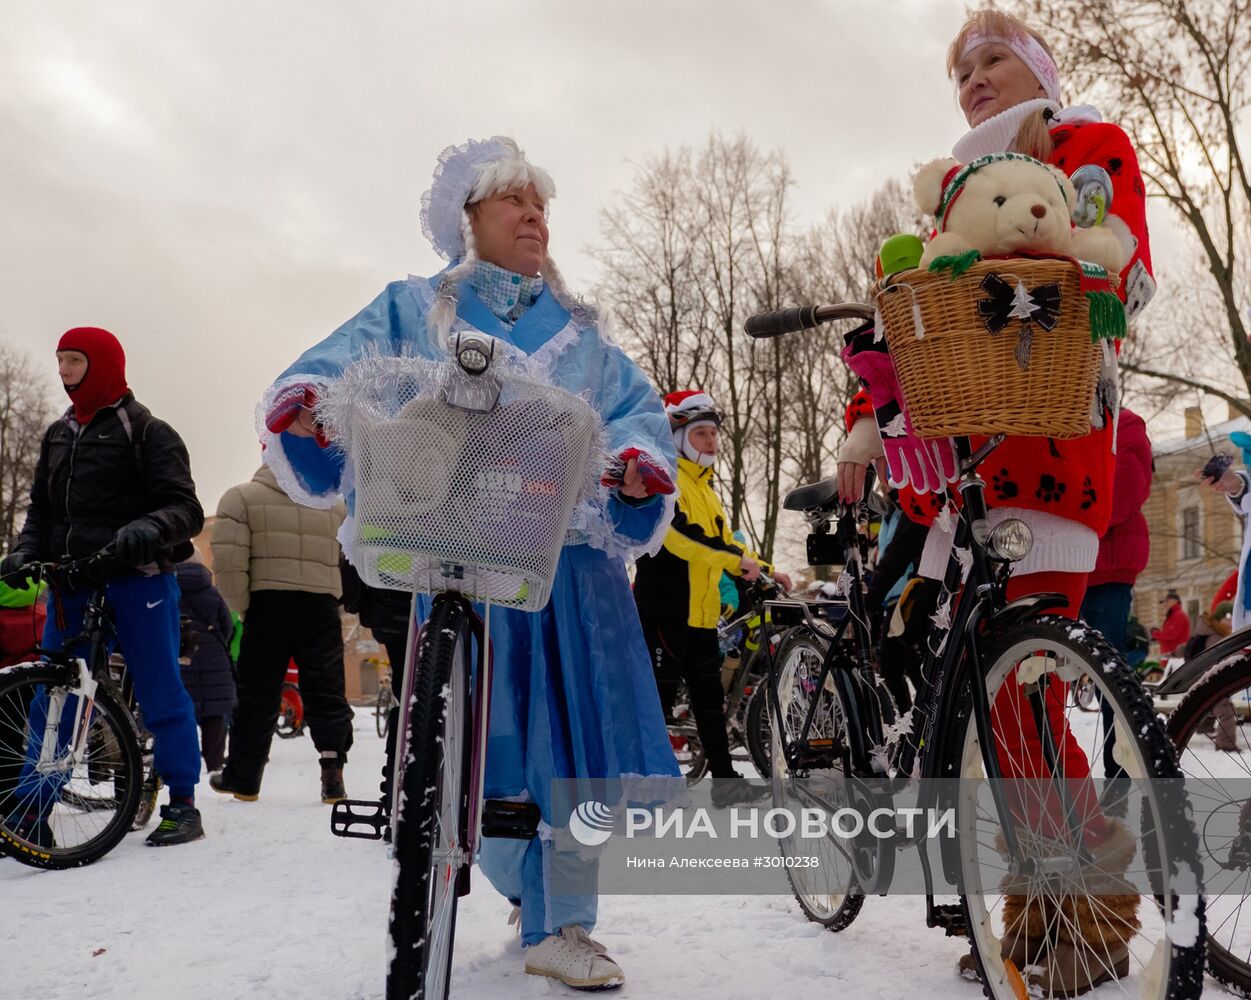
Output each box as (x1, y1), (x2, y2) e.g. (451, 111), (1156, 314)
(837, 9), (1155, 992)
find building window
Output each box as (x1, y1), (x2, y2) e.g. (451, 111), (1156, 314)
(1182, 506), (1201, 560)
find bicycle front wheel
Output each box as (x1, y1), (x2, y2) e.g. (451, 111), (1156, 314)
(744, 681), (772, 780)
(387, 597), (472, 1000)
(0, 662), (143, 869)
(949, 616), (1205, 999)
(1166, 651), (1251, 997)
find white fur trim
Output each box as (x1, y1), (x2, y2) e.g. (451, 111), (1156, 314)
(254, 376), (343, 509)
(952, 100), (1104, 162)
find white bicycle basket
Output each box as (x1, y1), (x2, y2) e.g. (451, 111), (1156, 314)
(322, 354), (600, 612)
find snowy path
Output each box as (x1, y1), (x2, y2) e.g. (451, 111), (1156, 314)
(4, 709), (1231, 999)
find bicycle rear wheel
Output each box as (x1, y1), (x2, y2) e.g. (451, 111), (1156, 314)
(387, 597), (473, 1000)
(949, 617), (1205, 999)
(276, 683), (305, 739)
(376, 684), (396, 739)
(0, 662), (143, 869)
(769, 627), (865, 931)
(1166, 652), (1251, 997)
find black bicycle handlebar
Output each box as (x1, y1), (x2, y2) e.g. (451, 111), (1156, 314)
(0, 546), (119, 588)
(744, 302), (874, 339)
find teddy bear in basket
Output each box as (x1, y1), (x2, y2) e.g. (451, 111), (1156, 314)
(913, 152), (1131, 278)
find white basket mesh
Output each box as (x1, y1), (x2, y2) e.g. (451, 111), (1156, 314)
(321, 355), (600, 612)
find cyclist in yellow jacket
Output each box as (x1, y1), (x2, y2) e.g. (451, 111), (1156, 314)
(634, 390), (791, 808)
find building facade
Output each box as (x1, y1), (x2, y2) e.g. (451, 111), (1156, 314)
(1135, 407), (1247, 644)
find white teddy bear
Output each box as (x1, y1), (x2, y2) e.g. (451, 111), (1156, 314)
(913, 153), (1131, 277)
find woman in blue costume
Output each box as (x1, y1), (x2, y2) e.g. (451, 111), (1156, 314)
(258, 137), (681, 990)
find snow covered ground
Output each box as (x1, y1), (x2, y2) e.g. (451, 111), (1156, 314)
(3, 707), (1238, 999)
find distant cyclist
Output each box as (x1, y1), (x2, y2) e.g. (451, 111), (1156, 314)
(633, 390), (791, 807)
(1, 326), (205, 846)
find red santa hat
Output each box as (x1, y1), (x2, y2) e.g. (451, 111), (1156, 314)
(663, 389), (722, 432)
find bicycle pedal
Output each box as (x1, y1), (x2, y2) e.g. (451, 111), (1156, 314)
(330, 799), (388, 840)
(928, 902), (967, 937)
(481, 799), (541, 840)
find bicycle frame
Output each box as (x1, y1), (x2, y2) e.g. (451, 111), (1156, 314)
(761, 435), (1075, 893)
(389, 590), (494, 887)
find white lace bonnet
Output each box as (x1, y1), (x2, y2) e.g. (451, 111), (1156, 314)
(419, 136), (586, 340)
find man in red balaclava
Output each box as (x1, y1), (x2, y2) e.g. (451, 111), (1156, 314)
(1, 327), (207, 847)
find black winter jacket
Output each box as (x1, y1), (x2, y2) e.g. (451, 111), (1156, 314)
(176, 561), (237, 717)
(15, 395), (204, 571)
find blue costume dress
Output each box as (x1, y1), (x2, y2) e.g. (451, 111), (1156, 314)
(260, 264), (681, 945)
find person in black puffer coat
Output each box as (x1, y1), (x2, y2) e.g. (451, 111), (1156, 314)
(0, 326), (206, 847)
(176, 558), (237, 773)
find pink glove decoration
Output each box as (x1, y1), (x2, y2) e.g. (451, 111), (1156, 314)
(840, 341), (957, 494)
(265, 383), (330, 447)
(601, 447), (676, 496)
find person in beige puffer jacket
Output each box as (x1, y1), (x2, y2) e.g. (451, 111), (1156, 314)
(208, 464), (352, 803)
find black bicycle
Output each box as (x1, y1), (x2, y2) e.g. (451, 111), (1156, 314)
(0, 549), (146, 869)
(745, 302), (1206, 999)
(1163, 624), (1251, 996)
(666, 577), (789, 784)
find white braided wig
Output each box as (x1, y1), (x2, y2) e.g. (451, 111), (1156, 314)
(420, 136), (587, 343)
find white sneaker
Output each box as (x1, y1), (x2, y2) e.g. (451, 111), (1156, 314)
(524, 925), (624, 990)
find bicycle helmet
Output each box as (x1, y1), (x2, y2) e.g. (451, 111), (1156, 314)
(664, 390), (722, 466)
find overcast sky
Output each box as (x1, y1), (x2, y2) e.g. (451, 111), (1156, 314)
(1, 0), (1190, 514)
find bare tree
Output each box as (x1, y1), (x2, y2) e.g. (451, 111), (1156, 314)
(1013, 0), (1251, 413)
(0, 339), (55, 551)
(596, 137), (931, 562)
(594, 149), (713, 394)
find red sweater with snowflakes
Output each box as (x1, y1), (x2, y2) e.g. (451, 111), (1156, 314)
(849, 121), (1153, 534)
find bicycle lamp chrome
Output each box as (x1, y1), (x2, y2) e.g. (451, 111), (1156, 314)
(455, 333), (494, 375)
(986, 518), (1033, 562)
(447, 333), (501, 412)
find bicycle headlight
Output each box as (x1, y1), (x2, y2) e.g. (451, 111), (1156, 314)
(456, 333), (493, 375)
(987, 518), (1033, 562)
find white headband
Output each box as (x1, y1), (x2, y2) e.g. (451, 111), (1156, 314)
(960, 30), (1060, 102)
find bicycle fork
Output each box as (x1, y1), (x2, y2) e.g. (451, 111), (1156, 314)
(36, 658), (97, 776)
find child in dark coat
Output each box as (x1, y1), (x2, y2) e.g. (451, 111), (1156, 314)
(176, 559), (236, 773)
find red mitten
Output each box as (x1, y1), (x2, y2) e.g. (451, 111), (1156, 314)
(601, 447), (675, 496)
(265, 383), (330, 447)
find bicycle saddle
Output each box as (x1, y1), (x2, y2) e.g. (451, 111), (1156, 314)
(783, 478), (892, 516)
(783, 478), (838, 512)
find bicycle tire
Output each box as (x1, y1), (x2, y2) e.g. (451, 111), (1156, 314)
(387, 597), (472, 1000)
(947, 616), (1205, 1000)
(130, 736), (162, 831)
(276, 684), (305, 739)
(669, 684), (709, 786)
(744, 682), (771, 780)
(376, 685), (395, 740)
(0, 662), (143, 870)
(768, 626), (865, 931)
(1166, 652), (1251, 998)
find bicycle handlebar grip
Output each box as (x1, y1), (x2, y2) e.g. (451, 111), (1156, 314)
(744, 306), (821, 338)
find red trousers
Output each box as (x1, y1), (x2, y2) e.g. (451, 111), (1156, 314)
(989, 572), (1108, 844)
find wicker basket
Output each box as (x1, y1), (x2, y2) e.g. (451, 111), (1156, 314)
(873, 258), (1102, 440)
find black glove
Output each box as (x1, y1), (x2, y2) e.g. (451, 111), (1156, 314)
(0, 550), (34, 580)
(114, 520), (163, 567)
